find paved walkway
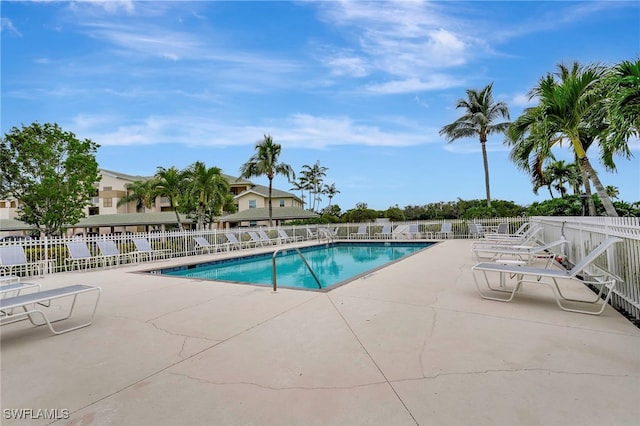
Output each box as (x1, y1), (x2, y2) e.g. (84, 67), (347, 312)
(2, 240), (639, 425)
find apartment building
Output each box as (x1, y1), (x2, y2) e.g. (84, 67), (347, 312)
(0, 168), (309, 234)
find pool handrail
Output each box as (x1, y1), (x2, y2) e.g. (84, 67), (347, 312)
(271, 247), (322, 291)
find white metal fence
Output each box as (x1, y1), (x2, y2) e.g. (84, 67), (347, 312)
(2, 216), (638, 320)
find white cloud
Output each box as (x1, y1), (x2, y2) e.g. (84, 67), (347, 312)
(69, 112), (440, 149)
(1, 18), (22, 36)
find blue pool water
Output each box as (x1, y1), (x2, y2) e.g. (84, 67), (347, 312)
(153, 242), (433, 291)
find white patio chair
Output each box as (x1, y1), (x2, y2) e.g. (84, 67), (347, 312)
(472, 237), (623, 315)
(0, 246), (44, 277)
(65, 242), (104, 271)
(132, 238), (171, 261)
(97, 240), (133, 266)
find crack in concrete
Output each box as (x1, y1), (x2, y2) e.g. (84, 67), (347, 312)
(165, 370), (388, 391)
(392, 367), (638, 383)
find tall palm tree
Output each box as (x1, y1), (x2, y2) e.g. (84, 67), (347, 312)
(323, 183), (340, 209)
(289, 178), (307, 209)
(154, 166), (186, 230)
(239, 134), (294, 226)
(439, 83), (510, 208)
(300, 160), (327, 212)
(546, 160), (574, 197)
(507, 62), (620, 216)
(116, 179), (156, 212)
(186, 161), (229, 230)
(601, 59), (640, 147)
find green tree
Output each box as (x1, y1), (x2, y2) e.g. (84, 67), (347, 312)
(323, 183), (340, 210)
(185, 161), (229, 230)
(601, 59), (640, 148)
(154, 166), (186, 230)
(0, 122), (100, 236)
(239, 134), (294, 226)
(439, 83), (511, 208)
(384, 205), (405, 221)
(300, 160), (328, 212)
(117, 179), (157, 212)
(508, 62), (621, 216)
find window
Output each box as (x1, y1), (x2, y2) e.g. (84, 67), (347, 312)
(279, 199), (285, 207)
(249, 200), (256, 209)
(103, 197), (113, 207)
(103, 186), (112, 191)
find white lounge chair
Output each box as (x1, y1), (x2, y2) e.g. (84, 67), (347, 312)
(97, 240), (133, 266)
(391, 224), (409, 239)
(194, 237), (216, 254)
(468, 223), (485, 238)
(374, 224), (392, 239)
(225, 233), (250, 250)
(434, 222), (453, 239)
(0, 246), (45, 277)
(472, 226), (543, 249)
(472, 238), (569, 266)
(0, 284), (101, 334)
(471, 237), (623, 315)
(132, 238), (171, 261)
(248, 231), (270, 247)
(278, 229), (301, 243)
(66, 242), (103, 271)
(258, 230), (278, 245)
(350, 225), (368, 239)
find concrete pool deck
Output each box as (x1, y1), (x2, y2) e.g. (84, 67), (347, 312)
(1, 239), (639, 425)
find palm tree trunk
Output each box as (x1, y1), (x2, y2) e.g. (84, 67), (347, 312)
(579, 157), (618, 217)
(268, 178), (274, 227)
(480, 139), (492, 207)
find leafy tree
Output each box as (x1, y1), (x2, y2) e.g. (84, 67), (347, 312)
(439, 83), (511, 208)
(384, 205), (405, 221)
(508, 62), (625, 216)
(154, 166), (186, 230)
(323, 183), (340, 210)
(0, 122), (100, 236)
(239, 134), (294, 226)
(600, 59), (640, 147)
(300, 160), (328, 212)
(184, 161), (229, 230)
(117, 179), (157, 212)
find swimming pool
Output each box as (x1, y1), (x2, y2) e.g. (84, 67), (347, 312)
(152, 241), (433, 291)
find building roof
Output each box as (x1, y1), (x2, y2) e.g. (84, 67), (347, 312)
(235, 184), (301, 201)
(0, 212), (193, 232)
(220, 207), (318, 222)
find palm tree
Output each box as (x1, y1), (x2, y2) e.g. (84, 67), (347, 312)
(546, 160), (574, 197)
(300, 160), (327, 212)
(601, 59), (640, 147)
(439, 83), (510, 208)
(323, 183), (340, 209)
(239, 134), (294, 226)
(185, 161), (229, 230)
(154, 166), (186, 230)
(289, 178), (308, 209)
(116, 179), (156, 212)
(507, 62), (620, 216)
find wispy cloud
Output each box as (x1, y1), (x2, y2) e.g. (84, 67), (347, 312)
(1, 17), (22, 36)
(69, 112), (440, 149)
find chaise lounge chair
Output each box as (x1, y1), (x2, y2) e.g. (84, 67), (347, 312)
(66, 242), (104, 271)
(471, 237), (623, 315)
(194, 237), (217, 254)
(350, 225), (368, 239)
(434, 222), (452, 239)
(132, 238), (172, 261)
(374, 224), (392, 239)
(97, 240), (133, 266)
(0, 284), (101, 334)
(0, 246), (46, 277)
(472, 238), (569, 266)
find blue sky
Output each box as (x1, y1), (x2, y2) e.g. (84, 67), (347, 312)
(2, 0), (639, 211)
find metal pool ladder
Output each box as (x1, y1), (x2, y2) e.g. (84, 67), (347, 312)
(271, 248), (322, 291)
